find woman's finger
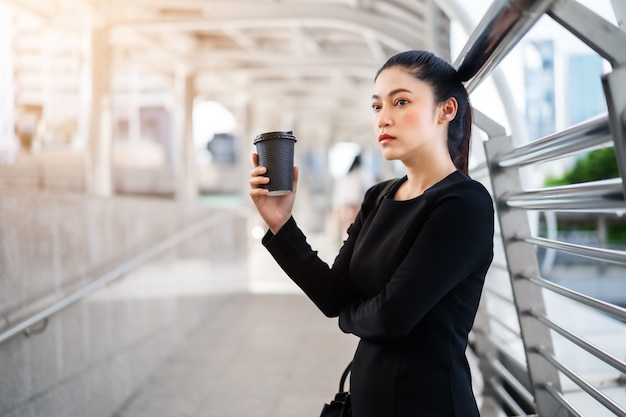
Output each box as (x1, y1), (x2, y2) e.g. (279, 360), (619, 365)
(250, 166), (268, 184)
(250, 164), (266, 176)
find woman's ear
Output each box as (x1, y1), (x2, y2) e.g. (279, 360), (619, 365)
(438, 97), (458, 123)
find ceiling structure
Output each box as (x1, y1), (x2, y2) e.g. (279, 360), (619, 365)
(3, 0), (453, 150)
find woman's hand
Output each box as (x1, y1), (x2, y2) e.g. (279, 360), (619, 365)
(249, 153), (299, 234)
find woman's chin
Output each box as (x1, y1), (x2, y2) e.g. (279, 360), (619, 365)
(380, 148), (398, 161)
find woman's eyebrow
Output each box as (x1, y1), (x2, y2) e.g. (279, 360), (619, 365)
(371, 88), (413, 100)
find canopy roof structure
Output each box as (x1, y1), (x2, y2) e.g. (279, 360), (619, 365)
(3, 0), (452, 147)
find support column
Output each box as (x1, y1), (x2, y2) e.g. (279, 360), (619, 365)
(173, 69), (198, 203)
(0, 5), (14, 153)
(85, 19), (113, 196)
(128, 66), (141, 141)
(234, 93), (252, 198)
(250, 106), (280, 136)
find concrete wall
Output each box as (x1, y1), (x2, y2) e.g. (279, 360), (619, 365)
(0, 190), (249, 417)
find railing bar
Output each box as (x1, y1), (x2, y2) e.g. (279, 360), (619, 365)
(547, 0), (626, 66)
(515, 235), (626, 266)
(489, 379), (529, 416)
(528, 311), (626, 375)
(504, 201), (626, 212)
(484, 290), (515, 307)
(0, 211), (240, 346)
(484, 287), (514, 304)
(487, 334), (526, 370)
(491, 360), (535, 405)
(502, 178), (625, 212)
(536, 345), (626, 417)
(489, 262), (509, 271)
(490, 315), (521, 338)
(453, 0), (558, 90)
(496, 115), (611, 168)
(469, 161), (489, 178)
(520, 274), (626, 322)
(542, 383), (585, 417)
(470, 161), (488, 171)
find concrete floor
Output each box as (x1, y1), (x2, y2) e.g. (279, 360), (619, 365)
(113, 293), (358, 417)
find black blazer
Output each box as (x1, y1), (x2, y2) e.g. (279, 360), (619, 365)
(263, 171), (494, 417)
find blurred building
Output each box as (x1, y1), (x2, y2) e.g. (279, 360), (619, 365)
(523, 40), (556, 142)
(565, 52), (606, 125)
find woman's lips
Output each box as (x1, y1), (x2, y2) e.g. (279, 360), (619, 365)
(378, 134), (395, 144)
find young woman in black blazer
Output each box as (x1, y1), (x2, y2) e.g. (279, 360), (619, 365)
(249, 50), (494, 417)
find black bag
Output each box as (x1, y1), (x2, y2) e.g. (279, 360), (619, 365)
(320, 361), (352, 417)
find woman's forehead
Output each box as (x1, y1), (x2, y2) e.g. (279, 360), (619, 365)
(373, 67), (431, 96)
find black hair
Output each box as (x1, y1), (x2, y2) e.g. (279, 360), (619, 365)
(375, 50), (472, 172)
(348, 154), (361, 173)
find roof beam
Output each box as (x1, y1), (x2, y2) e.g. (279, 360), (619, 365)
(0, 0), (60, 20)
(111, 3), (421, 51)
(222, 25), (258, 50)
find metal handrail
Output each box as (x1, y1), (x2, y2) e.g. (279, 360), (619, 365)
(490, 314), (522, 338)
(496, 115), (612, 168)
(487, 334), (526, 369)
(502, 178), (625, 212)
(527, 310), (626, 375)
(535, 345), (626, 417)
(491, 360), (535, 406)
(489, 262), (510, 272)
(516, 235), (626, 265)
(454, 0), (557, 90)
(484, 286), (515, 304)
(490, 381), (529, 416)
(547, 0), (626, 66)
(0, 210), (241, 346)
(469, 161), (489, 180)
(519, 274), (626, 322)
(456, 0), (626, 415)
(542, 383), (585, 417)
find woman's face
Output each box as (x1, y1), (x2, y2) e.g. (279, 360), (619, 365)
(372, 66), (447, 163)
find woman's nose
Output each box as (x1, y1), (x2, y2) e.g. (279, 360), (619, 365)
(378, 111), (391, 127)
(377, 110), (391, 128)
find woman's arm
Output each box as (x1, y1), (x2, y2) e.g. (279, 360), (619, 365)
(262, 182), (391, 316)
(338, 182), (495, 340)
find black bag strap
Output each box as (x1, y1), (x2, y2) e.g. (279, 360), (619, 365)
(377, 178), (398, 204)
(339, 361), (352, 392)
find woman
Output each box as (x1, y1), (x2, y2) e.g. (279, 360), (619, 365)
(249, 50), (494, 417)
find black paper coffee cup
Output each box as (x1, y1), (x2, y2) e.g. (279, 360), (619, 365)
(254, 131), (297, 196)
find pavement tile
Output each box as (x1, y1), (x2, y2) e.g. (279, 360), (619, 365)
(114, 293), (357, 417)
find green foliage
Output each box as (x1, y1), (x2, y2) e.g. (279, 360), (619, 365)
(544, 147), (619, 186)
(608, 224), (626, 244)
(542, 147), (626, 245)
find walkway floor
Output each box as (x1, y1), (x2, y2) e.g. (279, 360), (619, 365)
(114, 293), (358, 417)
(111, 229), (493, 417)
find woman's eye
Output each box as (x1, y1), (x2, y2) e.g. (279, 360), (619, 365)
(395, 99), (408, 106)
(372, 103), (381, 111)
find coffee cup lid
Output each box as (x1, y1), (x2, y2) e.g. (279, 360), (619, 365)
(253, 131), (297, 144)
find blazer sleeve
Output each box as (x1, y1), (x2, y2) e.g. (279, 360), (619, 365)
(338, 182), (494, 340)
(262, 183), (390, 317)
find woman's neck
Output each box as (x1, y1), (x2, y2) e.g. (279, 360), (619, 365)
(396, 156), (456, 200)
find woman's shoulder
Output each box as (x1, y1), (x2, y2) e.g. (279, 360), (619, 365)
(363, 177), (401, 203)
(430, 171), (493, 207)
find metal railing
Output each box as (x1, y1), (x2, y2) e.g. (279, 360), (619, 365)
(0, 210), (241, 346)
(455, 0), (626, 416)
